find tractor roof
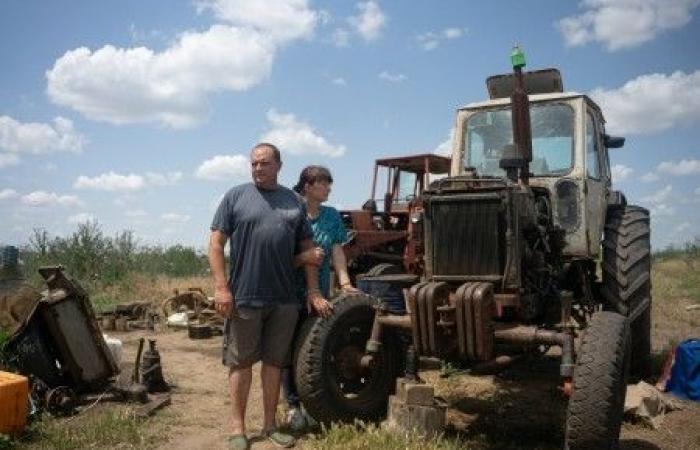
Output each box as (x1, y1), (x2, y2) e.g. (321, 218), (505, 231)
(375, 153), (451, 174)
(459, 92), (603, 117)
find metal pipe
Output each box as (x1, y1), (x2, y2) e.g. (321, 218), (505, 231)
(494, 325), (567, 345)
(377, 314), (412, 330)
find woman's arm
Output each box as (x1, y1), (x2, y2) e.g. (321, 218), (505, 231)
(332, 244), (357, 292)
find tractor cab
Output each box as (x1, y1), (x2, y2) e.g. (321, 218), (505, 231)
(341, 153), (450, 276)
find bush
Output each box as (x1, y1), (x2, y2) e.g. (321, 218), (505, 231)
(14, 222), (209, 310)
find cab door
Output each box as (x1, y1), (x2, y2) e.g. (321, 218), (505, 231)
(585, 110), (607, 257)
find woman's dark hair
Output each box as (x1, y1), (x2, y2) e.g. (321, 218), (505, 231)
(293, 165), (333, 194)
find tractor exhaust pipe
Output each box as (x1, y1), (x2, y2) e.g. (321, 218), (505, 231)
(500, 46), (533, 186)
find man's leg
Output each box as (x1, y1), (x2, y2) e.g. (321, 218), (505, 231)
(261, 362), (282, 430)
(222, 308), (262, 436)
(229, 366), (253, 434)
(260, 304), (299, 432)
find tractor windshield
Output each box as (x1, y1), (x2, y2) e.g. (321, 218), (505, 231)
(463, 102), (574, 177)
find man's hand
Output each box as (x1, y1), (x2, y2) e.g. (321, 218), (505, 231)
(300, 246), (324, 266)
(214, 286), (235, 318)
(307, 290), (333, 318)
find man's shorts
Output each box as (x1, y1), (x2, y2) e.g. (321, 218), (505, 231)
(223, 304), (299, 369)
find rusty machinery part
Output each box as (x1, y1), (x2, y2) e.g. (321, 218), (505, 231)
(294, 292), (405, 424)
(161, 288), (212, 318)
(140, 339), (170, 393)
(45, 386), (77, 416)
(188, 323), (212, 339)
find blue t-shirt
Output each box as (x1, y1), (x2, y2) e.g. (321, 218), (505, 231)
(296, 205), (349, 300)
(211, 183), (312, 308)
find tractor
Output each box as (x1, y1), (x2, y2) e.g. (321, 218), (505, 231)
(340, 153), (450, 279)
(294, 48), (651, 449)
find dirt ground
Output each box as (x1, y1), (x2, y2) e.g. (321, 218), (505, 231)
(110, 327), (700, 450)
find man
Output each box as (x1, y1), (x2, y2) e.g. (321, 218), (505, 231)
(209, 143), (332, 450)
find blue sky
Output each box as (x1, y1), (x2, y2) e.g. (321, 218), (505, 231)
(1, 0), (699, 251)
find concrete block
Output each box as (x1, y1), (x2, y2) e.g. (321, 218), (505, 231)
(384, 395), (446, 438)
(396, 378), (435, 406)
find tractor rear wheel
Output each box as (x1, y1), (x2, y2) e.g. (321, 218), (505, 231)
(294, 293), (404, 424)
(601, 205), (651, 380)
(565, 311), (630, 450)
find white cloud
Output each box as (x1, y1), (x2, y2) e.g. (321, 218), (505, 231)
(195, 154), (249, 181)
(68, 212), (95, 224)
(331, 77), (347, 86)
(0, 153), (20, 169)
(611, 164), (634, 181)
(260, 109), (346, 157)
(74, 172), (146, 191)
(675, 221), (691, 232)
(74, 170), (181, 191)
(695, 186), (700, 196)
(641, 171), (660, 182)
(417, 27), (467, 50)
(195, 0), (318, 43)
(350, 1), (386, 41)
(145, 171), (183, 186)
(433, 129), (455, 156)
(161, 212), (191, 223)
(443, 27), (465, 39)
(657, 158), (700, 175)
(46, 25), (278, 128)
(331, 28), (350, 47)
(0, 189), (18, 201)
(590, 70), (700, 135)
(0, 116), (85, 154)
(557, 0), (700, 51)
(650, 203), (676, 217)
(125, 209), (148, 218)
(21, 191), (83, 208)
(642, 184), (672, 204)
(379, 71), (406, 83)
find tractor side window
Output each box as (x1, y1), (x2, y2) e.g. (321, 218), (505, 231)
(586, 113), (601, 179)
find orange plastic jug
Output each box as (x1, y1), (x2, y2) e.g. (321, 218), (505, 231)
(0, 371), (28, 435)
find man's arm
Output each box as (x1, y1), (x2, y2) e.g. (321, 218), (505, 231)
(300, 238), (332, 318)
(209, 229), (233, 317)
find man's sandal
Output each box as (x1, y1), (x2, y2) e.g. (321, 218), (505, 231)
(262, 429), (296, 448)
(227, 434), (249, 450)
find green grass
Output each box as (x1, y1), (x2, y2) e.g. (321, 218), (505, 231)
(15, 409), (165, 450)
(305, 422), (469, 450)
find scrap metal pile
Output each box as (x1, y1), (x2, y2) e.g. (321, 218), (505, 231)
(0, 247), (172, 431)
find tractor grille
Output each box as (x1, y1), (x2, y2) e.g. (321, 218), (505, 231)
(429, 196), (505, 277)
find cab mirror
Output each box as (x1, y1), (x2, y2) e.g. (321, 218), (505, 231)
(604, 134), (625, 148)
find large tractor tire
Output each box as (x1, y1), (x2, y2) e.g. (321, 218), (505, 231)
(565, 311), (630, 450)
(601, 205), (651, 380)
(294, 292), (404, 424)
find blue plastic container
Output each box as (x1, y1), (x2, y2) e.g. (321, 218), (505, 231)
(357, 274), (418, 313)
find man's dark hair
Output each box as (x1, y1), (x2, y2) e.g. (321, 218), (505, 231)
(252, 142), (281, 163)
(293, 165), (333, 194)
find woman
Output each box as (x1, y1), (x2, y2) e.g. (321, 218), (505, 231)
(284, 165), (358, 431)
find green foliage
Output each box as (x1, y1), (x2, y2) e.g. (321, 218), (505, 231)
(306, 422), (467, 450)
(16, 410), (162, 450)
(0, 327), (10, 369)
(20, 222), (207, 288)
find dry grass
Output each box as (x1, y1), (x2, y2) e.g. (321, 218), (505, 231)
(650, 256), (700, 353)
(91, 274), (211, 313)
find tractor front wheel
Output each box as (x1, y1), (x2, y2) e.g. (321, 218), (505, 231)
(294, 293), (404, 424)
(565, 311), (630, 450)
